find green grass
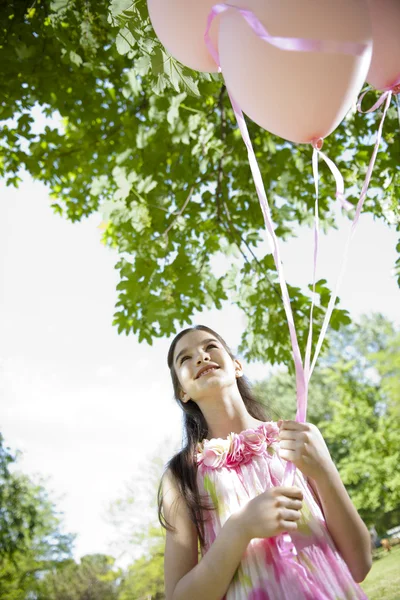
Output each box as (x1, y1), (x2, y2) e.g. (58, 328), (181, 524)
(360, 546), (400, 600)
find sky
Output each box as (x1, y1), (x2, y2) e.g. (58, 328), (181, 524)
(0, 111), (399, 567)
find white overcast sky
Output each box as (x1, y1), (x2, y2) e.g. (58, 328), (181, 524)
(0, 108), (399, 566)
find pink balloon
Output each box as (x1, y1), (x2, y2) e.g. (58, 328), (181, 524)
(147, 0), (219, 73)
(366, 0), (400, 91)
(218, 0), (372, 144)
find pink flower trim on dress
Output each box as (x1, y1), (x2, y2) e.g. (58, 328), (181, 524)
(197, 422), (280, 469)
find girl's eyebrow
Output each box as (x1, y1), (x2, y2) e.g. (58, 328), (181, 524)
(175, 338), (219, 364)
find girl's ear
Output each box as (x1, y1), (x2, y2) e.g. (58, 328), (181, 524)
(180, 389), (190, 403)
(234, 359), (244, 378)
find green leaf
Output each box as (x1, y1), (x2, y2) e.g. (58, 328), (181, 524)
(116, 27), (135, 55)
(50, 0), (69, 13)
(15, 44), (36, 60)
(167, 92), (187, 126)
(90, 175), (109, 196)
(116, 148), (132, 165)
(153, 73), (168, 96)
(69, 50), (83, 67)
(127, 68), (142, 96)
(150, 46), (164, 76)
(135, 54), (151, 76)
(130, 201), (151, 233)
(109, 0), (133, 17)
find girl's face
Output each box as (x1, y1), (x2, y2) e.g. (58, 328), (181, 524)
(173, 330), (243, 403)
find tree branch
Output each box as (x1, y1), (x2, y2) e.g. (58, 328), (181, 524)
(215, 85), (227, 223)
(162, 185), (194, 240)
(220, 198), (282, 301)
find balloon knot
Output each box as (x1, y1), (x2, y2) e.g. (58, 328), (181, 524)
(311, 138), (324, 151)
(392, 83), (400, 95)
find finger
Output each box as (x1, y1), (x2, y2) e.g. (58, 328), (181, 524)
(278, 487), (303, 499)
(279, 508), (302, 522)
(279, 440), (297, 451)
(279, 429), (307, 441)
(276, 495), (303, 511)
(280, 420), (309, 431)
(279, 520), (299, 532)
(285, 498), (303, 511)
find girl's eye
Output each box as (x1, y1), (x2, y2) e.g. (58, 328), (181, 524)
(180, 344), (218, 365)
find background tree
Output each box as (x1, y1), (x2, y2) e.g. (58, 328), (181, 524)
(0, 434), (75, 600)
(117, 528), (164, 600)
(106, 449), (172, 600)
(255, 314), (400, 534)
(106, 439), (178, 563)
(36, 553), (122, 600)
(1, 0), (399, 365)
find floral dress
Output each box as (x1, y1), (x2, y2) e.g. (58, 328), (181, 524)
(196, 421), (368, 600)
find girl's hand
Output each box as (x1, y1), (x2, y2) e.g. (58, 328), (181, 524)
(278, 420), (334, 481)
(237, 486), (304, 542)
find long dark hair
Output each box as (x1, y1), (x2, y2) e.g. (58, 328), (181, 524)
(157, 325), (271, 549)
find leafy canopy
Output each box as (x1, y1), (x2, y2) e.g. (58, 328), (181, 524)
(1, 0), (399, 365)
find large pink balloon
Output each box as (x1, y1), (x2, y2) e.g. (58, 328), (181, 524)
(366, 0), (400, 91)
(147, 0), (219, 73)
(218, 0), (372, 144)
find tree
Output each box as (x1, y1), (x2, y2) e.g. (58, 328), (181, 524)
(0, 434), (75, 600)
(363, 318), (400, 420)
(106, 439), (178, 563)
(105, 442), (179, 600)
(254, 314), (400, 533)
(0, 433), (38, 562)
(1, 0), (399, 365)
(318, 366), (400, 534)
(36, 553), (122, 600)
(117, 529), (164, 600)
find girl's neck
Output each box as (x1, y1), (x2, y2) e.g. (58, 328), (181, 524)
(204, 411), (264, 441)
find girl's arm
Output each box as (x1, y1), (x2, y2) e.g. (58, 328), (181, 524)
(163, 469), (249, 600)
(308, 466), (372, 583)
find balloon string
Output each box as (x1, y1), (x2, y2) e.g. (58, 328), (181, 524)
(204, 2), (387, 573)
(226, 90), (307, 415)
(303, 149), (319, 406)
(205, 3), (370, 427)
(205, 4), (343, 496)
(309, 90), (392, 377)
(205, 2), (393, 456)
(357, 87), (390, 114)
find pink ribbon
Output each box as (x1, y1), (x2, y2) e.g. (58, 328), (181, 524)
(204, 1), (368, 448)
(357, 75), (400, 115)
(204, 3), (383, 583)
(207, 3), (368, 59)
(306, 82), (396, 379)
(303, 142), (353, 396)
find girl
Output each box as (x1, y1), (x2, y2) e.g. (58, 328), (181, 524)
(158, 325), (372, 600)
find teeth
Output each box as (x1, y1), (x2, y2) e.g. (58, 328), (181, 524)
(199, 367), (217, 378)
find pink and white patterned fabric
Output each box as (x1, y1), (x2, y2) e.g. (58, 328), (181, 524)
(196, 421), (368, 600)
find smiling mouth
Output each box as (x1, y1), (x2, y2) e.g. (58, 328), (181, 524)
(197, 367), (220, 379)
